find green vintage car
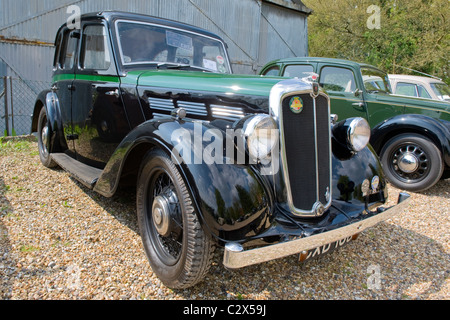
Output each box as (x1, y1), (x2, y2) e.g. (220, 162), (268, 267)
(261, 57), (450, 192)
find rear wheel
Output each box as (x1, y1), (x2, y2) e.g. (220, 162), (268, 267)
(380, 133), (443, 192)
(37, 107), (57, 168)
(136, 149), (215, 289)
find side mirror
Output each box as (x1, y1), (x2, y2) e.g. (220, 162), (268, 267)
(354, 88), (362, 97)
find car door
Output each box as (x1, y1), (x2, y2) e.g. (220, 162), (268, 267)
(52, 28), (79, 155)
(317, 65), (368, 121)
(359, 66), (404, 127)
(71, 22), (130, 167)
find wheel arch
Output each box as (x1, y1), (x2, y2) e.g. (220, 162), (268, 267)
(94, 119), (274, 243)
(370, 114), (450, 168)
(32, 90), (67, 153)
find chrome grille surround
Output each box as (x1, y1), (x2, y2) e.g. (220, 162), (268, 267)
(269, 79), (332, 217)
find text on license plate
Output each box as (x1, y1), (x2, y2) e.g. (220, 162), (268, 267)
(299, 234), (359, 262)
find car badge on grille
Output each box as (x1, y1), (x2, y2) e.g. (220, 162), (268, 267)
(289, 96), (304, 114)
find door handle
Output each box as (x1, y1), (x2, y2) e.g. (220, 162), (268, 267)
(352, 102), (365, 111)
(105, 89), (120, 98)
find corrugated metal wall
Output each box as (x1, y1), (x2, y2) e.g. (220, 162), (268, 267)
(0, 0), (310, 135)
(0, 0), (310, 79)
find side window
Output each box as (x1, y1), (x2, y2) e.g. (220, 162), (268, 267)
(53, 33), (63, 69)
(320, 66), (356, 93)
(396, 82), (417, 97)
(60, 31), (78, 70)
(283, 65), (313, 78)
(417, 85), (432, 99)
(80, 25), (111, 70)
(263, 66), (280, 76)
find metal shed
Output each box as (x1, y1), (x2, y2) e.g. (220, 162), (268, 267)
(0, 0), (311, 135)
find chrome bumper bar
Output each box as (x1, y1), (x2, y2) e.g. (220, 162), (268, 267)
(223, 193), (411, 269)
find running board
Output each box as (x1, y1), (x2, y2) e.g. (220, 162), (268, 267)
(51, 153), (103, 189)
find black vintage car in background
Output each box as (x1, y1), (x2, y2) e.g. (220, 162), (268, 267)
(32, 11), (410, 289)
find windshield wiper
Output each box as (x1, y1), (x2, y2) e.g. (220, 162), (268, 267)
(156, 62), (189, 69)
(156, 63), (212, 72)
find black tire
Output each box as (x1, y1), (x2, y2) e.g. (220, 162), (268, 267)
(37, 107), (57, 168)
(136, 149), (215, 289)
(380, 133), (443, 192)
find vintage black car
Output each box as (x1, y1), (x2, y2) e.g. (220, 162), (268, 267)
(32, 11), (410, 289)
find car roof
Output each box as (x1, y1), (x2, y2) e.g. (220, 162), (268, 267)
(268, 57), (378, 70)
(57, 11), (225, 43)
(388, 74), (445, 84)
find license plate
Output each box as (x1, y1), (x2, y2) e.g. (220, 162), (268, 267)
(299, 234), (360, 262)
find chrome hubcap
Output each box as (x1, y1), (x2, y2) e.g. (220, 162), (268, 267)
(152, 195), (171, 237)
(391, 144), (429, 182)
(397, 152), (419, 173)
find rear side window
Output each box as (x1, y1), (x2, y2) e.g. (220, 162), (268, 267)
(396, 82), (417, 97)
(283, 65), (314, 78)
(53, 33), (63, 69)
(80, 25), (111, 70)
(417, 85), (432, 99)
(262, 66), (280, 76)
(60, 31), (78, 70)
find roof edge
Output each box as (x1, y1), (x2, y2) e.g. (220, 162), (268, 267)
(262, 0), (313, 15)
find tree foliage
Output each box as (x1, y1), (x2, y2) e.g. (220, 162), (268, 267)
(303, 0), (449, 84)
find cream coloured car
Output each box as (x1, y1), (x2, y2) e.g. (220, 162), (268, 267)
(389, 74), (450, 103)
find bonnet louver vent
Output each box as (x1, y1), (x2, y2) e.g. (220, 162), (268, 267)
(148, 97), (207, 117)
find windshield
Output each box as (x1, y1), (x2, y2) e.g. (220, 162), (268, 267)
(361, 67), (392, 94)
(430, 83), (450, 102)
(116, 20), (231, 74)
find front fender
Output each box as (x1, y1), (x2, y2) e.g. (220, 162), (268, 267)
(370, 114), (450, 168)
(94, 118), (273, 242)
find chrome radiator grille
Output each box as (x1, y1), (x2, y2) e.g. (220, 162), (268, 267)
(280, 93), (331, 216)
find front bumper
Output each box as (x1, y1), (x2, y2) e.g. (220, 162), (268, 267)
(223, 192), (411, 269)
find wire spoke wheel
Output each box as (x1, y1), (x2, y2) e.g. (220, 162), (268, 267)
(147, 168), (183, 266)
(136, 149), (215, 289)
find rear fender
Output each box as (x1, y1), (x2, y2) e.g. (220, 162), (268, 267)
(32, 91), (67, 153)
(370, 114), (450, 168)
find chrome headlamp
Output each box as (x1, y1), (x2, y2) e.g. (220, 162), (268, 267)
(243, 114), (279, 160)
(332, 117), (371, 154)
(347, 117), (371, 152)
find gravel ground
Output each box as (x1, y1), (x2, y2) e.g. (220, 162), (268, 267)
(0, 137), (448, 300)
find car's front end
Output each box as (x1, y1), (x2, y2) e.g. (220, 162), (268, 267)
(217, 78), (411, 268)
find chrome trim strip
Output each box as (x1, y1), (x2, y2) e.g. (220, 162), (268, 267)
(312, 95), (320, 202)
(223, 193), (411, 269)
(269, 79), (332, 217)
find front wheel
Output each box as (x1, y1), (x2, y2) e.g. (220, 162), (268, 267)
(380, 133), (443, 192)
(136, 149), (215, 289)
